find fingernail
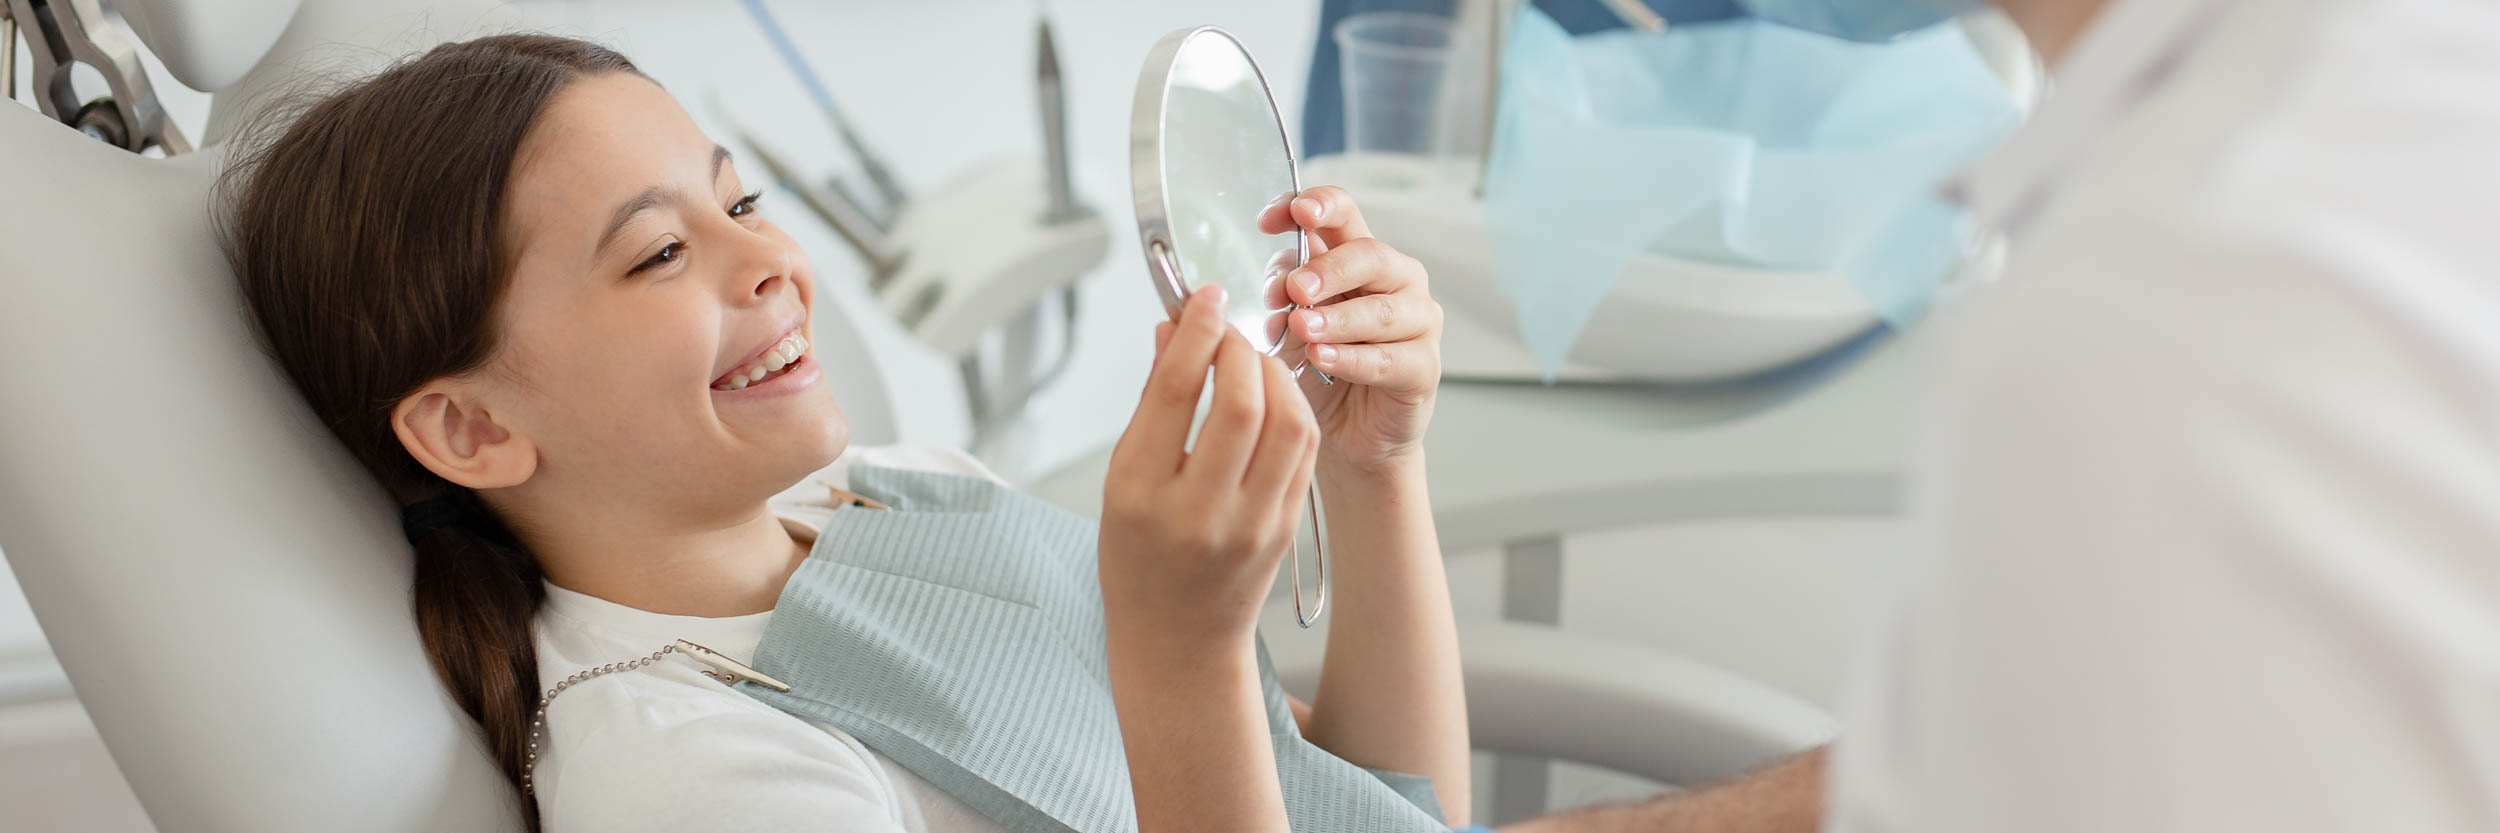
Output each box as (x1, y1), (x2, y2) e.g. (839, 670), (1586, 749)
(1311, 344), (1339, 364)
(1197, 285), (1226, 309)
(1297, 197), (1325, 221)
(1298, 310), (1325, 337)
(1293, 268), (1320, 301)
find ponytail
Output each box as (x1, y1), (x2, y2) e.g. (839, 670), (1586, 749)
(216, 33), (643, 831)
(407, 488), (547, 832)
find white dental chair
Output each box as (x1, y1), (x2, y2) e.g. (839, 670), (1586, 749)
(0, 1), (1830, 831)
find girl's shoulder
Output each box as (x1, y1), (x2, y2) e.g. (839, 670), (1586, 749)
(531, 616), (913, 831)
(532, 688), (914, 832)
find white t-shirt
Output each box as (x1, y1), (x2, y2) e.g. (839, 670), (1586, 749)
(530, 445), (1017, 833)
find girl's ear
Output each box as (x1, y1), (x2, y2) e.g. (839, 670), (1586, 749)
(392, 379), (539, 491)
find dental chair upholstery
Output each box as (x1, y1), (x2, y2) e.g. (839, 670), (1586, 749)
(0, 1), (533, 829)
(0, 2), (1830, 831)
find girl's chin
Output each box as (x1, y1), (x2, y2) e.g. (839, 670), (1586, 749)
(775, 399), (851, 462)
(702, 374), (848, 461)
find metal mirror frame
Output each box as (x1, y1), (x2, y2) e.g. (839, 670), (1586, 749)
(1127, 25), (1327, 627)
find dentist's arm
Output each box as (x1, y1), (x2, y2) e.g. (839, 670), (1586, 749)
(1499, 747), (1828, 833)
(1268, 186), (1472, 824)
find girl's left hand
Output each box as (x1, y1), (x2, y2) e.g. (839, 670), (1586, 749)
(1257, 186), (1442, 474)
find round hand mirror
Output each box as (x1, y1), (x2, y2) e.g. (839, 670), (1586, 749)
(1129, 26), (1328, 626)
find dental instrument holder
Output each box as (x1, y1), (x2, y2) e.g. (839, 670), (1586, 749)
(4, 0), (191, 154)
(873, 157), (1108, 466)
(1131, 26), (1334, 628)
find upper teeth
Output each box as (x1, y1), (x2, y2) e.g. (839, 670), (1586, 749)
(720, 334), (810, 390)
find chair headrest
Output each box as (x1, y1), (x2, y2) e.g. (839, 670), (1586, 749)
(112, 0), (303, 92)
(0, 101), (518, 832)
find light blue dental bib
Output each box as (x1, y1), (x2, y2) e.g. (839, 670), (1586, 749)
(734, 466), (1449, 833)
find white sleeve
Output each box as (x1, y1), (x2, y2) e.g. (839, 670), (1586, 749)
(1826, 215), (2500, 831)
(540, 710), (912, 833)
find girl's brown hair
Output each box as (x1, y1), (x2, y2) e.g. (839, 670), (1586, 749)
(217, 33), (639, 831)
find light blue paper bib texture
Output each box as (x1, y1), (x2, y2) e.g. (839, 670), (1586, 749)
(736, 466), (1449, 833)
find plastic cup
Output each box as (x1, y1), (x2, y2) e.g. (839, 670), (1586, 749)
(1335, 12), (1456, 158)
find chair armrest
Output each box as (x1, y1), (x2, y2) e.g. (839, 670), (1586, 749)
(1270, 620), (1837, 788)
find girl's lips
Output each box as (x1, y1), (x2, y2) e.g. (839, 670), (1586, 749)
(709, 352), (820, 400)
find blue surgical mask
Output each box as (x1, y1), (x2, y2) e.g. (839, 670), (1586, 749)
(1735, 0), (1987, 42)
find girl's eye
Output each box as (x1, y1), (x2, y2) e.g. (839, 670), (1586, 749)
(631, 241), (685, 275)
(729, 190), (763, 218)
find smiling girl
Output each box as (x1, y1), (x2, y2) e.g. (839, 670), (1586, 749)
(219, 34), (1465, 833)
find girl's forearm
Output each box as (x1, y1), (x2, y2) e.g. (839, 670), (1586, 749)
(1107, 627), (1291, 833)
(1305, 452), (1472, 825)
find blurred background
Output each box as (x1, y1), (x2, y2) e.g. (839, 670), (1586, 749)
(1, 0), (2037, 829)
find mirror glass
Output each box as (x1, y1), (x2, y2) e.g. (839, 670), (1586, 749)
(1131, 27), (1330, 627)
(1135, 28), (1306, 360)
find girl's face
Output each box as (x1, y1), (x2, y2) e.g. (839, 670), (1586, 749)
(475, 72), (847, 524)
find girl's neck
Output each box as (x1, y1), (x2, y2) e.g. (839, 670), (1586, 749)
(528, 502), (813, 618)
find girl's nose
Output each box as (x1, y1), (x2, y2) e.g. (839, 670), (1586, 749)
(749, 267), (786, 299)
(732, 236), (796, 300)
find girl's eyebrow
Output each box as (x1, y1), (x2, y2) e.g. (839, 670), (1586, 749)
(594, 144), (735, 255)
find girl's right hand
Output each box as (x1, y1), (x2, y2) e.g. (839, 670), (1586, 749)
(1099, 284), (1321, 649)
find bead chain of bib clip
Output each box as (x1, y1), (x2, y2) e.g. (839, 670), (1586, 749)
(520, 641), (770, 796)
(523, 486), (871, 796)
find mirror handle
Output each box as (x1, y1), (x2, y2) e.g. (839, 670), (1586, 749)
(1148, 238), (1190, 317)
